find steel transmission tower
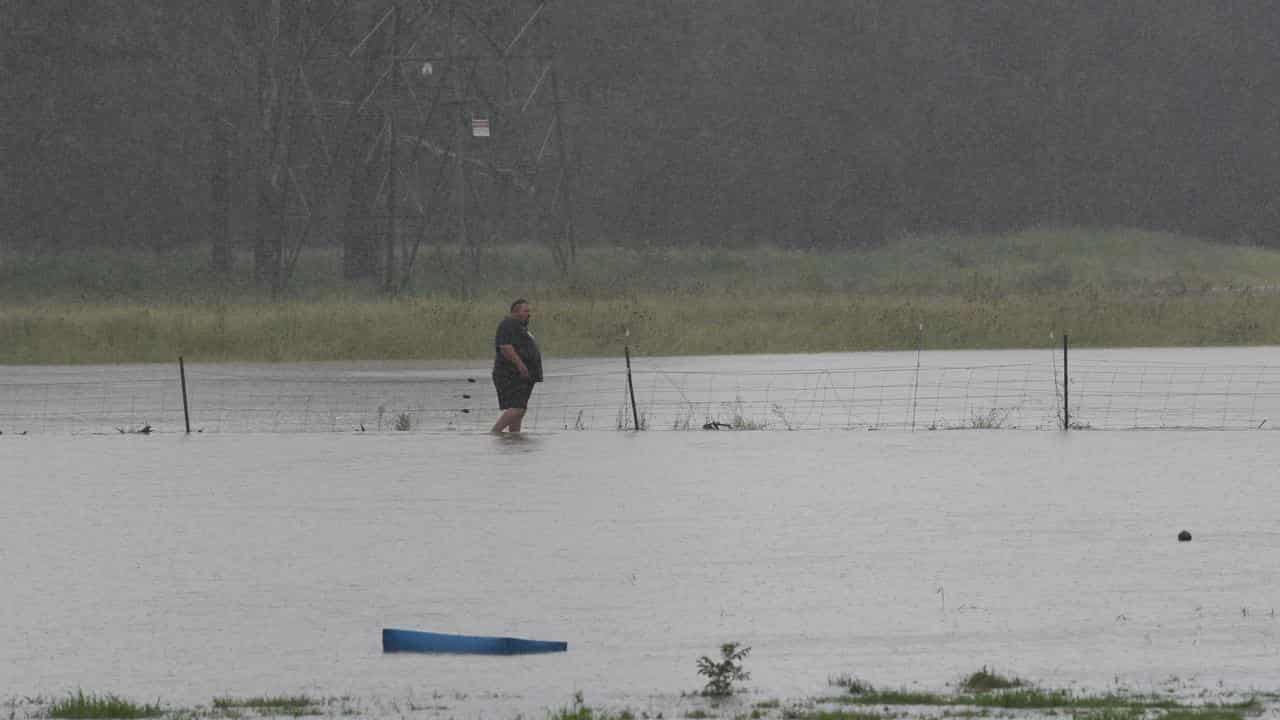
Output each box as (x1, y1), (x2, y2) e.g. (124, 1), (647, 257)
(272, 0), (576, 294)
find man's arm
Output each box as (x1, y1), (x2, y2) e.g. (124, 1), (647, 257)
(499, 344), (530, 379)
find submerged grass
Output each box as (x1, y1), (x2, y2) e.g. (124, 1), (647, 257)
(19, 684), (1269, 720)
(1160, 708), (1253, 720)
(211, 696), (322, 716)
(828, 675), (875, 695)
(49, 692), (163, 719)
(548, 702), (635, 720)
(835, 690), (948, 705)
(970, 690), (1180, 710)
(833, 688), (1191, 711)
(211, 697), (317, 710)
(1070, 709), (1254, 720)
(1074, 709), (1147, 720)
(7, 228), (1280, 363)
(958, 667), (1026, 693)
(824, 682), (1262, 720)
(785, 712), (889, 720)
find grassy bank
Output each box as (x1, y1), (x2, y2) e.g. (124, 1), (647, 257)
(4, 289), (1280, 364)
(4, 228), (1280, 364)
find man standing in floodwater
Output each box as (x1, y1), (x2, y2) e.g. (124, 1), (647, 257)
(491, 298), (543, 433)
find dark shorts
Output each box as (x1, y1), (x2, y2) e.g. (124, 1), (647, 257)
(493, 373), (534, 410)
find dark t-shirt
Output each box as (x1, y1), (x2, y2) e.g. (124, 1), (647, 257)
(494, 317), (543, 382)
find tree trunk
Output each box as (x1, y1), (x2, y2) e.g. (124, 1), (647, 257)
(248, 0), (299, 296)
(210, 113), (233, 275)
(339, 26), (390, 282)
(340, 124), (383, 281)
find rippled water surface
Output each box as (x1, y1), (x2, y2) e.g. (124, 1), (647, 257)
(3, 424), (1279, 716)
(7, 346), (1280, 434)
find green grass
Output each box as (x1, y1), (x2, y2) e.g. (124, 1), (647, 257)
(7, 228), (1280, 363)
(49, 692), (163, 719)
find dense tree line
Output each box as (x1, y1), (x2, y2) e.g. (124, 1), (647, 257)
(3, 1), (1277, 281)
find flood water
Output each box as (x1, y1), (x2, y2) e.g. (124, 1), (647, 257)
(6, 346), (1280, 434)
(3, 418), (1280, 716)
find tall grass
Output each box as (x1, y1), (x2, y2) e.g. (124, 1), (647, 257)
(5, 289), (1280, 364)
(5, 228), (1280, 363)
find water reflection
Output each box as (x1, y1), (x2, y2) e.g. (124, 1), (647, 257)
(491, 431), (541, 452)
(7, 346), (1280, 434)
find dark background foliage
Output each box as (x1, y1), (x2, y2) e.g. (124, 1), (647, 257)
(4, 1), (1277, 267)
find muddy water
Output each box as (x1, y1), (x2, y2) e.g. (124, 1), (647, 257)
(2, 428), (1278, 716)
(5, 346), (1280, 434)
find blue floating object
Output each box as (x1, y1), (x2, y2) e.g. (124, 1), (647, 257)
(382, 628), (568, 655)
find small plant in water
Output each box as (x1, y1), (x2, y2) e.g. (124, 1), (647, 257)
(960, 666), (1026, 693)
(50, 691), (162, 719)
(394, 412), (412, 431)
(115, 424), (153, 435)
(770, 404), (795, 430)
(828, 674), (875, 695)
(697, 643), (751, 696)
(721, 399), (767, 430)
(550, 692), (635, 720)
(212, 696), (318, 710)
(966, 408), (1011, 429)
(212, 696), (323, 718)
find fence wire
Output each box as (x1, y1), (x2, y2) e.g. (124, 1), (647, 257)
(4, 352), (1280, 434)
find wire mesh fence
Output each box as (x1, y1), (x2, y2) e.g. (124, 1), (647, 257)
(4, 347), (1280, 435)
